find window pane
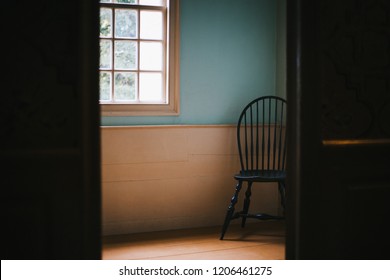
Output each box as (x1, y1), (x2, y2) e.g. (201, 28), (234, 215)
(114, 40), (137, 70)
(139, 73), (163, 101)
(140, 11), (163, 39)
(114, 0), (137, 4)
(139, 0), (164, 6)
(114, 72), (137, 100)
(100, 40), (112, 69)
(100, 8), (112, 37)
(100, 72), (112, 101)
(140, 42), (162, 70)
(100, 0), (112, 3)
(115, 9), (137, 38)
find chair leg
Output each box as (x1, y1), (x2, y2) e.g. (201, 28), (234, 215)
(220, 181), (243, 240)
(278, 181), (286, 216)
(241, 181), (253, 228)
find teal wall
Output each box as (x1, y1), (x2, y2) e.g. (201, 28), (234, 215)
(102, 0), (278, 126)
(276, 0), (286, 100)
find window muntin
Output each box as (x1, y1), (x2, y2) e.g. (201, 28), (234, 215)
(99, 0), (180, 116)
(99, 1), (166, 104)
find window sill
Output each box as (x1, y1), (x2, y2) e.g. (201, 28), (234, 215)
(100, 102), (180, 116)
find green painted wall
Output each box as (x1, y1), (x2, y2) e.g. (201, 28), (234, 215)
(102, 0), (278, 126)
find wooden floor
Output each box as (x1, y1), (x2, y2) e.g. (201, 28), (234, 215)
(102, 221), (285, 260)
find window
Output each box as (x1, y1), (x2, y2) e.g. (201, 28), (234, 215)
(99, 0), (180, 116)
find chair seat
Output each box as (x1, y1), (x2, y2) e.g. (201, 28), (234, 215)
(234, 170), (286, 181)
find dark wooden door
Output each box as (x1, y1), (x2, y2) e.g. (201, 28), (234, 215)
(286, 0), (390, 259)
(1, 0), (101, 259)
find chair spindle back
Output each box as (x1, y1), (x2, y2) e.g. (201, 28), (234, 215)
(237, 96), (287, 172)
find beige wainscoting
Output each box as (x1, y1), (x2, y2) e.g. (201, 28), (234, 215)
(101, 125), (280, 236)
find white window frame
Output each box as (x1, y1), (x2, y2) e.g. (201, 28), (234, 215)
(99, 0), (180, 116)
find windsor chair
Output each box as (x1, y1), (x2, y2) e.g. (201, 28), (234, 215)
(220, 96), (287, 240)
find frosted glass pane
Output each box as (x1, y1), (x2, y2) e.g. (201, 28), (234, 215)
(114, 72), (137, 100)
(100, 8), (112, 37)
(115, 9), (137, 38)
(140, 11), (163, 39)
(140, 42), (162, 70)
(114, 40), (137, 70)
(139, 73), (163, 101)
(139, 0), (164, 6)
(100, 40), (112, 69)
(99, 72), (111, 101)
